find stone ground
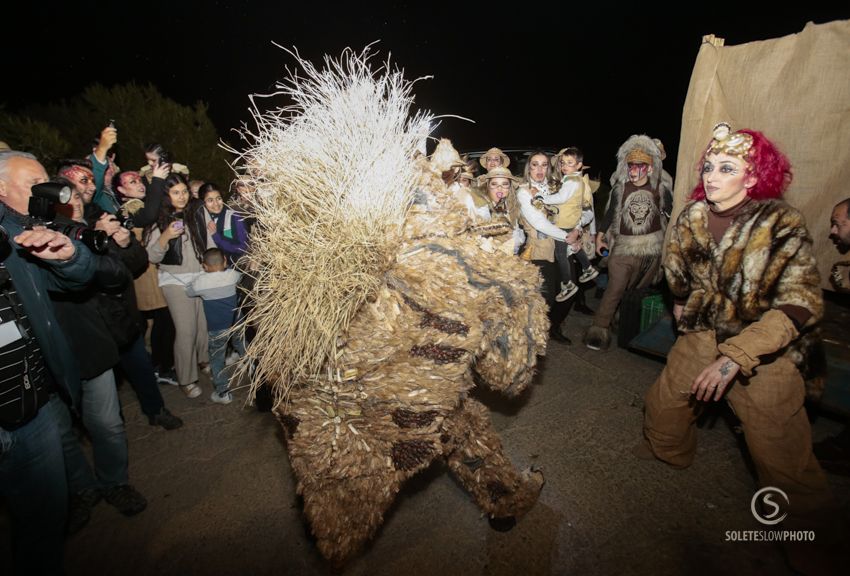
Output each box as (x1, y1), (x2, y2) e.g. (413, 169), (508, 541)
(2, 295), (848, 576)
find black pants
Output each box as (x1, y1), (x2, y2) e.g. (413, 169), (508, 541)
(533, 260), (573, 334)
(142, 307), (175, 372)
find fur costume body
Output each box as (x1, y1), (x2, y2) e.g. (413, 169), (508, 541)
(665, 198), (823, 376)
(236, 54), (546, 567)
(275, 162), (547, 565)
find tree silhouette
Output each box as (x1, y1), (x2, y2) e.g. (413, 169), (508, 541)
(1, 83), (235, 189)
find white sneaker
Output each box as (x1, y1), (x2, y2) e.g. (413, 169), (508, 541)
(578, 266), (599, 284)
(154, 369), (179, 386)
(181, 383), (202, 399)
(210, 390), (233, 405)
(225, 351), (241, 367)
(555, 281), (578, 302)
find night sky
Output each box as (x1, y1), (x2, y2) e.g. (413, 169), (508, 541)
(7, 3), (850, 178)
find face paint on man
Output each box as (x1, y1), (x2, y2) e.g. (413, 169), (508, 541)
(61, 166), (96, 204)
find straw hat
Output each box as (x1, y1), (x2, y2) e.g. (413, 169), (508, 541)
(478, 166), (520, 187)
(625, 148), (653, 165)
(479, 147), (510, 169)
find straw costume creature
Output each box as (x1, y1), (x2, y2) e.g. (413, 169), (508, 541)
(233, 47), (547, 566)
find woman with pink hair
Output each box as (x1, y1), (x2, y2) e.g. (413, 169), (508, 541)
(640, 123), (840, 572)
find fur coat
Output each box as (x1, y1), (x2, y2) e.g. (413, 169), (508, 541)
(665, 198), (823, 377)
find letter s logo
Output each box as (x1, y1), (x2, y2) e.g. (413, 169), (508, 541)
(751, 487), (789, 526)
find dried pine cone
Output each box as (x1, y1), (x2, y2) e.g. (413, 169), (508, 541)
(391, 440), (435, 470)
(278, 414), (300, 438)
(392, 408), (438, 428)
(410, 343), (466, 364)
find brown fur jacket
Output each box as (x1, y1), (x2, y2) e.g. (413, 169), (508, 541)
(665, 199), (823, 376)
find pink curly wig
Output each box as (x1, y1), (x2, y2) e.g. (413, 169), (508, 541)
(691, 129), (792, 201)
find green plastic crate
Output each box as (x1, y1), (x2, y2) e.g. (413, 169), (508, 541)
(640, 293), (665, 331)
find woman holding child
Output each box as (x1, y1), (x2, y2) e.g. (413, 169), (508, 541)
(513, 152), (573, 343)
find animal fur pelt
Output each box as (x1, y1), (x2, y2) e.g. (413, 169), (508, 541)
(235, 48), (547, 567)
(665, 198), (824, 380)
(609, 134), (664, 191)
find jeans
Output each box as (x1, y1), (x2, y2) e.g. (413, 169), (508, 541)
(208, 328), (245, 394)
(53, 369), (129, 493)
(0, 395), (67, 576)
(119, 335), (165, 418)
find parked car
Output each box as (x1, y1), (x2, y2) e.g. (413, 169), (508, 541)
(460, 148), (558, 178)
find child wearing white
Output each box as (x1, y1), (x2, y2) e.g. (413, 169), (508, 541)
(186, 248), (245, 404)
(538, 148), (598, 302)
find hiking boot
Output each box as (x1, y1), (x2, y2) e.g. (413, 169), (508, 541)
(584, 325), (610, 351)
(154, 369), (178, 386)
(148, 408), (183, 430)
(578, 266), (599, 283)
(102, 484), (147, 516)
(210, 390), (233, 405)
(67, 488), (101, 535)
(555, 281), (578, 303)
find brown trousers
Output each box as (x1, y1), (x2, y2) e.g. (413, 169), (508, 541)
(593, 253), (660, 329)
(644, 330), (832, 528)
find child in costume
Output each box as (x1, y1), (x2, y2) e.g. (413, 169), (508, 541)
(538, 147), (598, 301)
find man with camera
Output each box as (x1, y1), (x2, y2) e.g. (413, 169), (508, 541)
(48, 185), (153, 534)
(0, 150), (97, 575)
(67, 175), (184, 430)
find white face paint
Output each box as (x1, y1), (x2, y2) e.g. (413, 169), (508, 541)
(701, 152), (755, 211)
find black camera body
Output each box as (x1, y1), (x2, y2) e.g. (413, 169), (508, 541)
(28, 182), (70, 223)
(28, 182), (108, 254)
(114, 212), (135, 230)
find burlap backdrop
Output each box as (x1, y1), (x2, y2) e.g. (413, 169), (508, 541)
(672, 19), (850, 290)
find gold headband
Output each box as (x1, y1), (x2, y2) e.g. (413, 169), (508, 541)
(706, 122), (753, 160)
(625, 149), (652, 165)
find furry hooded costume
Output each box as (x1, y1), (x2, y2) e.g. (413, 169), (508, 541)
(585, 135), (673, 348)
(604, 134), (672, 257)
